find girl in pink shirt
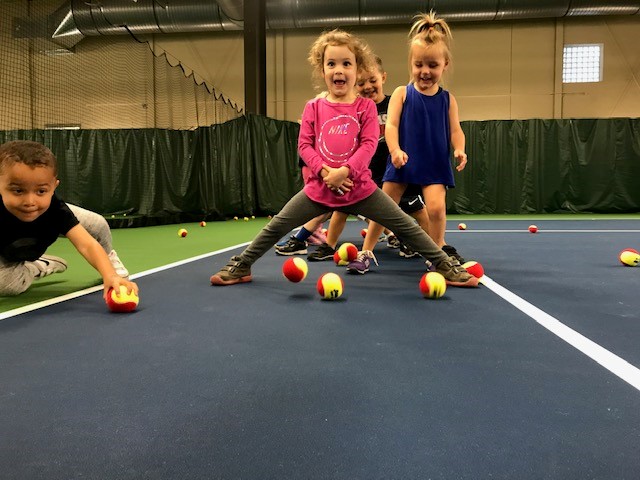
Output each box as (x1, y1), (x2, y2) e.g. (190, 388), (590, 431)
(210, 29), (477, 288)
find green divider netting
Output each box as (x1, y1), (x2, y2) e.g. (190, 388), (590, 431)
(1, 116), (638, 227)
(452, 118), (640, 214)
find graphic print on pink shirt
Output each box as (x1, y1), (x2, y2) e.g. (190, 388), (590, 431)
(317, 114), (361, 165)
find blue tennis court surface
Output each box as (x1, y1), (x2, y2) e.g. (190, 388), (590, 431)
(1, 219), (639, 479)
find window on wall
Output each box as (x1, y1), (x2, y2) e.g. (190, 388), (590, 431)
(563, 44), (603, 83)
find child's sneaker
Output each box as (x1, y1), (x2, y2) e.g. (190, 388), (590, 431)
(307, 243), (335, 262)
(386, 234), (400, 249)
(442, 244), (465, 263)
(210, 256), (252, 285)
(307, 225), (327, 246)
(108, 249), (129, 278)
(346, 250), (378, 274)
(435, 257), (478, 287)
(275, 236), (307, 256)
(31, 255), (68, 278)
(398, 242), (420, 258)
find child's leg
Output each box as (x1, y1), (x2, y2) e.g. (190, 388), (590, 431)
(67, 204), (112, 252)
(325, 211), (349, 248)
(0, 256), (68, 296)
(422, 185), (447, 247)
(0, 262), (34, 296)
(350, 190), (477, 286)
(410, 207), (430, 234)
(305, 214), (331, 237)
(361, 182), (405, 252)
(67, 204), (129, 278)
(238, 191), (327, 265)
(352, 190), (448, 264)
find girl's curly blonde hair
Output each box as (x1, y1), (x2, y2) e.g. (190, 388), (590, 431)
(307, 29), (375, 90)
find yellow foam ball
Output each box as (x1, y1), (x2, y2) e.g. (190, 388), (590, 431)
(106, 286), (139, 313)
(177, 228), (188, 237)
(619, 249), (639, 267)
(419, 272), (447, 299)
(335, 242), (358, 264)
(316, 272), (344, 300)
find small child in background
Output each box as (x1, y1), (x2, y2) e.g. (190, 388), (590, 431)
(353, 11), (467, 273)
(0, 140), (137, 299)
(210, 29), (477, 288)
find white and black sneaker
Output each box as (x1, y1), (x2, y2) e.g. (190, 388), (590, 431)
(275, 236), (307, 256)
(399, 242), (420, 258)
(31, 255), (68, 278)
(108, 249), (130, 278)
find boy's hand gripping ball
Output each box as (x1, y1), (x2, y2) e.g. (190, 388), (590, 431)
(316, 272), (344, 300)
(106, 285), (139, 313)
(419, 272), (447, 299)
(282, 257), (308, 282)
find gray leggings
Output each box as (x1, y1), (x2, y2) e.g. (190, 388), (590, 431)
(239, 189), (449, 266)
(0, 204), (113, 296)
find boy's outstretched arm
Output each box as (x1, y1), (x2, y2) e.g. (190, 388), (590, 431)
(65, 224), (138, 300)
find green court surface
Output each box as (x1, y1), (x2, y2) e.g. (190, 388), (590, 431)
(1, 213), (638, 314)
(0, 218), (270, 313)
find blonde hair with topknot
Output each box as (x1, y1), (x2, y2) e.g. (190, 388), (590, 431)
(408, 11), (454, 70)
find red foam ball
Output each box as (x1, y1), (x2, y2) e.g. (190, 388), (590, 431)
(106, 286), (139, 313)
(333, 251), (348, 266)
(282, 257), (308, 283)
(336, 242), (358, 263)
(462, 261), (485, 278)
(418, 272), (446, 299)
(360, 228), (368, 238)
(528, 225), (538, 233)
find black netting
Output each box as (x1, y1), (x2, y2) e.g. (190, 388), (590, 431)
(0, 0), (242, 131)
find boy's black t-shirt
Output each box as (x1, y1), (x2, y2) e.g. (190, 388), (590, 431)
(0, 194), (79, 262)
(369, 95), (391, 185)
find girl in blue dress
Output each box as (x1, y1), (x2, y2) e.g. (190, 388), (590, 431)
(352, 11), (467, 273)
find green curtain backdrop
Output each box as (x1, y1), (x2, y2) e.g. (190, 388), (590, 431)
(450, 118), (640, 214)
(1, 116), (638, 226)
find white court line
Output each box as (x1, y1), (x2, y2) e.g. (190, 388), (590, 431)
(481, 275), (640, 392)
(0, 242), (249, 321)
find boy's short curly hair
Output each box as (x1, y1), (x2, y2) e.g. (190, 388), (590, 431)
(307, 29), (375, 90)
(0, 140), (57, 176)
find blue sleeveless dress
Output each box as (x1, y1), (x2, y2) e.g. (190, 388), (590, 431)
(382, 84), (455, 188)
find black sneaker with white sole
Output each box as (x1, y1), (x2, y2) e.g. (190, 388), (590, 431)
(275, 236), (307, 256)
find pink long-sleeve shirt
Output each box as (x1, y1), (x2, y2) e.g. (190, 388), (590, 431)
(298, 96), (379, 208)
